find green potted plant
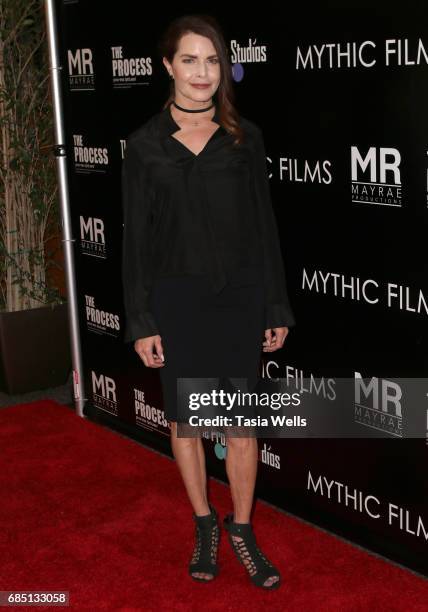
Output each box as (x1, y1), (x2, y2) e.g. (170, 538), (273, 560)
(0, 0), (70, 394)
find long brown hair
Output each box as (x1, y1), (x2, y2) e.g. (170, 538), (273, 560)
(157, 14), (245, 146)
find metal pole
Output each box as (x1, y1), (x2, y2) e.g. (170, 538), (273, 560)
(44, 0), (86, 417)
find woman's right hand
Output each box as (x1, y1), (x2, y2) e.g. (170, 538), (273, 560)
(134, 335), (165, 368)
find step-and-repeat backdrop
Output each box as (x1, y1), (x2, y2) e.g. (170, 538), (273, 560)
(55, 0), (428, 575)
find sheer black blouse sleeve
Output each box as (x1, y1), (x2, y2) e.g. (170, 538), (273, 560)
(121, 137), (160, 343)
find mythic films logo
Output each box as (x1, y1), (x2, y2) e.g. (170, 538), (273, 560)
(67, 48), (95, 91)
(351, 146), (402, 207)
(302, 267), (428, 319)
(296, 38), (428, 70)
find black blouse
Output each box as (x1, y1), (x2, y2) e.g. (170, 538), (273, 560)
(121, 103), (296, 343)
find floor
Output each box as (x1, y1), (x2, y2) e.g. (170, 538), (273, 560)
(1, 369), (426, 582)
(0, 370), (74, 409)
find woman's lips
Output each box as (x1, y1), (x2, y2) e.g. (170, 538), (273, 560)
(191, 84), (210, 88)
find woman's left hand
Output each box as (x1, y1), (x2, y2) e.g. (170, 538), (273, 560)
(262, 327), (289, 352)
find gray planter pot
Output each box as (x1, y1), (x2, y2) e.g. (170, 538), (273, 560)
(0, 302), (71, 394)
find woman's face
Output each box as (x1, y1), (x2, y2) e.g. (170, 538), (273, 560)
(164, 32), (221, 105)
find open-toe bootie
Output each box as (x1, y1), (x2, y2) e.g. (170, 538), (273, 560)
(189, 503), (220, 582)
(223, 512), (281, 589)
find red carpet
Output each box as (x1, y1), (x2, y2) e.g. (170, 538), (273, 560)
(0, 400), (427, 611)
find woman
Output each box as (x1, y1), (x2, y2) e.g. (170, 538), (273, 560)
(121, 14), (296, 590)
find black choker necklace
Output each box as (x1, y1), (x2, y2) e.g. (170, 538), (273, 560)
(172, 101), (215, 113)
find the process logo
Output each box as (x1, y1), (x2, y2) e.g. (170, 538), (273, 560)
(351, 146), (402, 207)
(133, 389), (170, 435)
(73, 135), (109, 173)
(110, 46), (153, 88)
(120, 139), (127, 159)
(68, 48), (95, 91)
(84, 295), (120, 337)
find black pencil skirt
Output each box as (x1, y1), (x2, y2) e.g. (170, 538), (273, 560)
(149, 265), (266, 423)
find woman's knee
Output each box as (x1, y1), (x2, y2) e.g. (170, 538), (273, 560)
(225, 430), (257, 452)
(170, 421), (204, 444)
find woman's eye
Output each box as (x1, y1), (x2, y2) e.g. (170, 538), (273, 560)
(182, 59), (219, 63)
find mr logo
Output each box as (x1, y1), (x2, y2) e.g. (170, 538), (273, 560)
(68, 49), (94, 76)
(351, 146), (402, 206)
(351, 146), (401, 183)
(354, 371), (403, 437)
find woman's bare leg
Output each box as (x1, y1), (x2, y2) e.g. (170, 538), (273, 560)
(224, 435), (258, 523)
(224, 434), (279, 587)
(170, 421), (213, 580)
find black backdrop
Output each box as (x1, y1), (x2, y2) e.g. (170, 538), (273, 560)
(55, 0), (428, 576)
